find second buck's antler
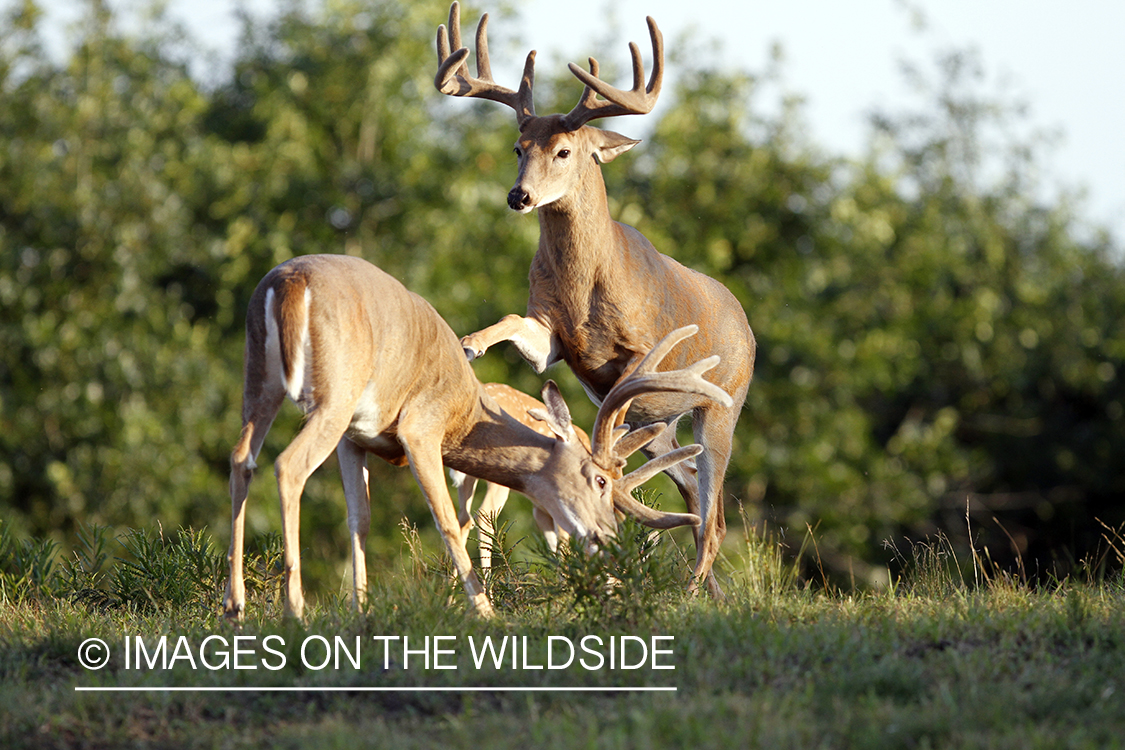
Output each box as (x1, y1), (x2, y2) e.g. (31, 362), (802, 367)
(454, 328), (724, 571)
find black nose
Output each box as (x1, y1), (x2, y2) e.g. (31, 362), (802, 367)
(507, 187), (532, 211)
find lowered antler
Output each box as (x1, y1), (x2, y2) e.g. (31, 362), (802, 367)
(590, 326), (728, 467)
(561, 15), (664, 130)
(434, 1), (536, 124)
(589, 326), (732, 528)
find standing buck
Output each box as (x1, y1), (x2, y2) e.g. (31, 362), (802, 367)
(222, 254), (727, 620)
(434, 3), (755, 596)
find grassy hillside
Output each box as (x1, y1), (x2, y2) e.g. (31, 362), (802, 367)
(2, 519), (1123, 749)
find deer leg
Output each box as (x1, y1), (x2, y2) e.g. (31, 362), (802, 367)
(337, 438), (371, 609)
(224, 386), (284, 621)
(639, 419), (699, 499)
(460, 314), (560, 373)
(533, 506), (560, 552)
(689, 405), (736, 599)
(273, 405), (356, 620)
(639, 419), (728, 596)
(476, 482), (511, 571)
(403, 439), (494, 617)
(451, 471), (479, 547)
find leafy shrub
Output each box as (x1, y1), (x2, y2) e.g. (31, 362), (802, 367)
(526, 492), (689, 626)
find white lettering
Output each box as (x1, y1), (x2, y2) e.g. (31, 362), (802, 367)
(468, 635), (509, 670)
(579, 635), (605, 671)
(301, 635), (332, 670)
(547, 636), (574, 670)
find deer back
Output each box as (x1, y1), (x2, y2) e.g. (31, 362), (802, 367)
(244, 254), (481, 452)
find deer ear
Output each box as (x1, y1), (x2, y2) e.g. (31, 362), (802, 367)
(530, 381), (577, 442)
(591, 128), (640, 163)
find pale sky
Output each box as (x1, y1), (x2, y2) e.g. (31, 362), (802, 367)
(38, 0), (1125, 242)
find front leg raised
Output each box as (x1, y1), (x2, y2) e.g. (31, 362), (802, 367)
(461, 314), (560, 373)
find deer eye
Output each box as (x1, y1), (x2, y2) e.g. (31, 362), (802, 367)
(557, 149), (571, 159)
(595, 475), (607, 490)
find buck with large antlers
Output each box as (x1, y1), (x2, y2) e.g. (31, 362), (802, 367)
(434, 3), (755, 596)
(222, 254), (727, 620)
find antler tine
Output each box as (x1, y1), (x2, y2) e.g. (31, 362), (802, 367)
(589, 326), (733, 468)
(433, 2), (536, 124)
(613, 422), (667, 461)
(614, 443), (703, 531)
(447, 1), (464, 70)
(616, 496), (701, 529)
(619, 444), (703, 497)
(435, 2), (467, 81)
(594, 361), (732, 453)
(562, 15), (664, 130)
(633, 324), (698, 376)
(474, 10), (492, 81)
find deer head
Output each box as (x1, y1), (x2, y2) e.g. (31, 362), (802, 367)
(434, 1), (663, 212)
(515, 378), (618, 547)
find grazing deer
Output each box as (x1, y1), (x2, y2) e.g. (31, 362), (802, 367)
(433, 3), (755, 596)
(450, 382), (595, 569)
(222, 254), (729, 620)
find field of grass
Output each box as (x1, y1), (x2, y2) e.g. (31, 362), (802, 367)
(2, 517), (1124, 749)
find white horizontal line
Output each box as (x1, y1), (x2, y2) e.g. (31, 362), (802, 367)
(75, 686), (677, 693)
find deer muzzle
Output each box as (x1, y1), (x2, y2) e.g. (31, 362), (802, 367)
(507, 185), (534, 212)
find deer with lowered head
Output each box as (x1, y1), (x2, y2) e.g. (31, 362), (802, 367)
(433, 3), (755, 596)
(450, 382), (597, 570)
(221, 254), (729, 620)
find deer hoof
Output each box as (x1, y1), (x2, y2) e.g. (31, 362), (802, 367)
(460, 337), (485, 360)
(221, 600), (245, 622)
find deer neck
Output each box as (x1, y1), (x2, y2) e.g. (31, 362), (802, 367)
(536, 164), (620, 273)
(444, 393), (554, 495)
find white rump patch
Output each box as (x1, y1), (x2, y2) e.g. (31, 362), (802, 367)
(264, 286), (313, 405)
(285, 287), (312, 402)
(263, 288), (283, 393)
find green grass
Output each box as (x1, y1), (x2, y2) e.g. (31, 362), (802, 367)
(2, 515), (1124, 749)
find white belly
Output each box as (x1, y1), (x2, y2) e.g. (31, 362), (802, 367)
(346, 380), (397, 451)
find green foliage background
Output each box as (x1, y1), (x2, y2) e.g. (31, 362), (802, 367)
(1, 0), (1122, 587)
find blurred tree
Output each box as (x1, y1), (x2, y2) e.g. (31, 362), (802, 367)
(0, 1), (1120, 589)
(0, 0), (235, 538)
(624, 49), (1124, 581)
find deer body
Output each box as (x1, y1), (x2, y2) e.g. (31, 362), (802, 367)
(223, 254), (723, 620)
(436, 3), (755, 596)
(524, 168), (751, 412)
